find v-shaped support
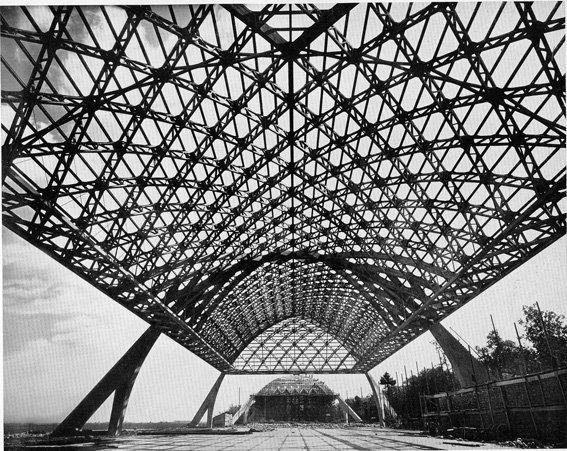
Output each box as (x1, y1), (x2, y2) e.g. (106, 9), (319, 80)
(52, 325), (161, 436)
(188, 373), (225, 428)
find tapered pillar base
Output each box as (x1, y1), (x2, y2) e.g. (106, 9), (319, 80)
(188, 373), (225, 428)
(336, 395), (363, 423)
(52, 326), (160, 437)
(430, 323), (490, 387)
(366, 372), (386, 426)
(231, 396), (255, 426)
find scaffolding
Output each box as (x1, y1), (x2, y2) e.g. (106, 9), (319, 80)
(421, 367), (567, 441)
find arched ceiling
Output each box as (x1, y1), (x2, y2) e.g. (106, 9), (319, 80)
(233, 317), (358, 373)
(1, 3), (565, 373)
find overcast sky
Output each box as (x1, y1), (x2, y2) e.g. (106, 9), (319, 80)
(3, 227), (566, 423)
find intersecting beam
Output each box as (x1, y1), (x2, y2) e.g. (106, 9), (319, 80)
(334, 270), (398, 330)
(233, 314), (363, 366)
(170, 249), (446, 305)
(223, 5), (288, 51)
(2, 4), (564, 377)
(238, 318), (360, 372)
(174, 251), (441, 323)
(3, 173), (233, 371)
(1, 6), (73, 182)
(370, 179), (565, 358)
(292, 3), (357, 52)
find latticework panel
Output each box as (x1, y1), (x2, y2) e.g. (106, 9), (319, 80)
(256, 375), (336, 396)
(194, 259), (392, 368)
(1, 3), (565, 373)
(233, 317), (357, 373)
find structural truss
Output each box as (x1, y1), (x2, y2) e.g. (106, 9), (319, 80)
(1, 3), (565, 373)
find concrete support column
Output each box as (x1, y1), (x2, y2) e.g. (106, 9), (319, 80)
(52, 325), (161, 437)
(366, 372), (385, 427)
(108, 377), (135, 436)
(189, 372), (225, 428)
(430, 323), (490, 387)
(336, 395), (362, 423)
(231, 396), (255, 426)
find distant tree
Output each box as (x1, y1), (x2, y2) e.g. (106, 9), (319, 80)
(383, 366), (458, 428)
(226, 404), (240, 415)
(345, 395), (376, 422)
(519, 304), (567, 368)
(379, 372), (396, 387)
(475, 329), (528, 377)
(474, 304), (567, 376)
(348, 395), (362, 413)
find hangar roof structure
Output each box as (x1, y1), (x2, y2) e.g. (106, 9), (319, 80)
(1, 3), (565, 374)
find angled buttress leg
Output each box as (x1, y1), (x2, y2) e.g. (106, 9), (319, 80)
(365, 372), (385, 426)
(52, 325), (161, 436)
(189, 373), (225, 428)
(336, 395), (362, 423)
(430, 323), (490, 387)
(231, 396), (255, 426)
(108, 376), (136, 436)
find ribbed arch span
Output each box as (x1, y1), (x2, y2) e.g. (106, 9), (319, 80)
(193, 258), (397, 370)
(1, 3), (565, 373)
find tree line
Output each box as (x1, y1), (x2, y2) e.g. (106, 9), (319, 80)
(345, 303), (567, 426)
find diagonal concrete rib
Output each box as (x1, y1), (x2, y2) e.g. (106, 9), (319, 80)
(223, 5), (288, 51)
(223, 4), (357, 57)
(292, 4), (357, 51)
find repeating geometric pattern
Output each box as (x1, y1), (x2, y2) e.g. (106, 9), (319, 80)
(233, 317), (357, 373)
(256, 375), (336, 396)
(1, 3), (565, 373)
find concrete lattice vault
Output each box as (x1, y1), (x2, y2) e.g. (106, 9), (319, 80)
(1, 1), (565, 435)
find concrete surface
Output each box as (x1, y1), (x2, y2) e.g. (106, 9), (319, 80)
(104, 427), (508, 450)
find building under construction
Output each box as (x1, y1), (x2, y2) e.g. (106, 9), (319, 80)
(249, 376), (342, 422)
